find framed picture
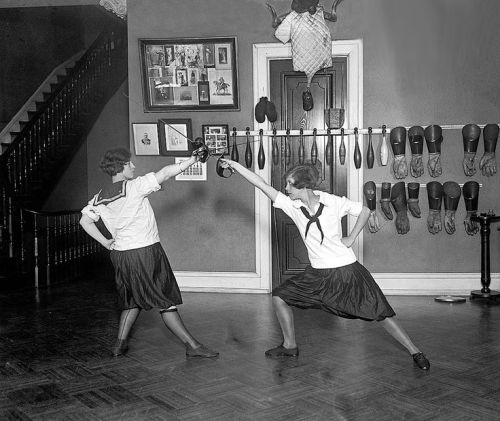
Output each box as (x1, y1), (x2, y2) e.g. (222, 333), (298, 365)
(132, 123), (160, 156)
(139, 37), (239, 111)
(202, 124), (229, 156)
(158, 118), (193, 156)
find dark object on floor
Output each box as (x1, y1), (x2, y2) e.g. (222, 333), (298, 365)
(185, 343), (219, 358)
(112, 339), (128, 357)
(265, 344), (299, 357)
(412, 352), (430, 370)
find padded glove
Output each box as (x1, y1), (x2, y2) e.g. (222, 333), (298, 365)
(408, 126), (424, 178)
(479, 123), (498, 177)
(427, 210), (442, 234)
(425, 125), (443, 177)
(426, 181), (443, 235)
(379, 182), (393, 220)
(407, 182), (421, 218)
(390, 127), (408, 179)
(462, 123), (480, 176)
(363, 181), (381, 233)
(464, 211), (479, 236)
(390, 181), (410, 234)
(443, 181), (461, 235)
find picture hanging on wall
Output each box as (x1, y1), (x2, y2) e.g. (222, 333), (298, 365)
(139, 37), (239, 112)
(158, 118), (194, 156)
(202, 124), (229, 155)
(132, 123), (160, 156)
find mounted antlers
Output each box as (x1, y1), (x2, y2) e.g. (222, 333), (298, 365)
(267, 0), (345, 28)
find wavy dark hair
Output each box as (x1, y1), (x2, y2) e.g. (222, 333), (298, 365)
(99, 147), (131, 176)
(284, 164), (319, 189)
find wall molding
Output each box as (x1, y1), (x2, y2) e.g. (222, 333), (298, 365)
(175, 271), (500, 295)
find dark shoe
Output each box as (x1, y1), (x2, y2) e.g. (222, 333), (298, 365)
(265, 99), (277, 123)
(112, 339), (128, 357)
(412, 352), (430, 370)
(265, 344), (299, 358)
(186, 343), (219, 359)
(255, 97), (268, 123)
(302, 89), (313, 111)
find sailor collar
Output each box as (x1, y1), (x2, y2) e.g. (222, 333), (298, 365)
(93, 180), (128, 206)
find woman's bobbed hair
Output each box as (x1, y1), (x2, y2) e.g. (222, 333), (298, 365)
(99, 147), (131, 176)
(284, 164), (319, 189)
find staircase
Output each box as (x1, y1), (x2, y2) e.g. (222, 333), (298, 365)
(0, 23), (127, 290)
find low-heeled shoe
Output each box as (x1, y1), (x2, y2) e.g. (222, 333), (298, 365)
(111, 339), (128, 357)
(265, 344), (299, 358)
(186, 343), (219, 359)
(412, 352), (430, 370)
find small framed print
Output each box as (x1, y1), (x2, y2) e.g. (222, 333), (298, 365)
(158, 118), (193, 156)
(174, 157), (207, 181)
(132, 123), (160, 156)
(202, 124), (229, 156)
(198, 81), (210, 104)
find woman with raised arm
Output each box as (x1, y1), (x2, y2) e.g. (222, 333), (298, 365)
(80, 147), (218, 359)
(220, 158), (430, 370)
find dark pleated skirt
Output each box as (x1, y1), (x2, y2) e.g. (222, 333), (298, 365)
(272, 261), (395, 321)
(109, 242), (183, 310)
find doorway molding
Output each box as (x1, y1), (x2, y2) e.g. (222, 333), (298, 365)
(252, 39), (364, 288)
(176, 40), (363, 293)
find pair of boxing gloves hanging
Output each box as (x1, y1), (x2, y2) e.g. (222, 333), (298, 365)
(388, 124), (498, 179)
(363, 180), (480, 236)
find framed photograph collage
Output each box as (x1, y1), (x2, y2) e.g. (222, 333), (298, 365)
(139, 37), (239, 111)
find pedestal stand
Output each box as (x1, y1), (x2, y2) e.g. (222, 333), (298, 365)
(470, 212), (500, 301)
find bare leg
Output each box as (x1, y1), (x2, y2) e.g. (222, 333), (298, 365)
(380, 316), (419, 355)
(273, 296), (297, 348)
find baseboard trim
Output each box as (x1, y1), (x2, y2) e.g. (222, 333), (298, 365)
(175, 271), (500, 295)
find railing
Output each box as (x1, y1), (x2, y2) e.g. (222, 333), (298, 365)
(22, 208), (103, 288)
(1, 25), (127, 199)
(0, 24), (126, 287)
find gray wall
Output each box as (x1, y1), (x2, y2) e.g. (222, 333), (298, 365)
(127, 0), (500, 274)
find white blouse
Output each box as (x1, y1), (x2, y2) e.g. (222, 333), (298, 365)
(273, 191), (363, 269)
(81, 173), (161, 251)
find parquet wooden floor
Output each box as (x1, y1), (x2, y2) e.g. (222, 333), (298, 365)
(1, 275), (500, 421)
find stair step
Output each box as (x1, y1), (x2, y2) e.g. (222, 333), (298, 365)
(1, 142), (12, 153)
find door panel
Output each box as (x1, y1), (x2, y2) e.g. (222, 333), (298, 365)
(270, 58), (347, 289)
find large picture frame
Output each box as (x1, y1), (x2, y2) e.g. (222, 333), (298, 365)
(158, 118), (193, 156)
(139, 37), (239, 112)
(202, 124), (229, 156)
(132, 123), (160, 156)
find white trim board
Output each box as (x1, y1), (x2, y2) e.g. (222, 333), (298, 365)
(175, 271), (500, 295)
(175, 40), (364, 292)
(373, 272), (500, 295)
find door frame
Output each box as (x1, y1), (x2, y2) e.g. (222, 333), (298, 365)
(176, 40), (363, 293)
(252, 39), (364, 291)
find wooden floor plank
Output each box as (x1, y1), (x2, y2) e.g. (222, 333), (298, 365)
(1, 276), (500, 420)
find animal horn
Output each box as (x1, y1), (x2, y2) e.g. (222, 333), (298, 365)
(324, 0), (345, 23)
(266, 2), (289, 28)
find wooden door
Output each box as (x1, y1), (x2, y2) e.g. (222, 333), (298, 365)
(270, 58), (347, 289)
